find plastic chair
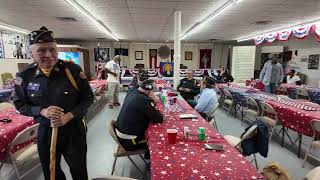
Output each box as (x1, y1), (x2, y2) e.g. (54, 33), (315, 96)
(92, 175), (138, 180)
(8, 123), (40, 179)
(242, 97), (260, 124)
(1, 72), (13, 84)
(107, 120), (147, 176)
(302, 119), (320, 168)
(0, 102), (15, 111)
(296, 88), (309, 100)
(224, 125), (259, 169)
(277, 86), (289, 95)
(304, 166), (320, 180)
(206, 103), (219, 132)
(259, 101), (282, 142)
(222, 89), (233, 112)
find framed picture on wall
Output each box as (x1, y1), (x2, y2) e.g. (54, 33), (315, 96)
(94, 47), (109, 62)
(135, 51), (143, 60)
(185, 51), (192, 60)
(308, 54), (319, 69)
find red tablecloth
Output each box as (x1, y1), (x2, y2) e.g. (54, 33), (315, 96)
(146, 95), (264, 179)
(0, 108), (35, 160)
(154, 79), (172, 89)
(246, 80), (265, 91)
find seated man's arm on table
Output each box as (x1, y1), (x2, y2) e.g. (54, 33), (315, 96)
(143, 98), (163, 123)
(194, 91), (210, 113)
(13, 73), (41, 117)
(191, 80), (200, 95)
(177, 79), (184, 92)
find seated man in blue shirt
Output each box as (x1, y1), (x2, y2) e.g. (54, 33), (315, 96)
(194, 76), (219, 119)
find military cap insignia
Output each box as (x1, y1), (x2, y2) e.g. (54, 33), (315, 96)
(28, 26), (55, 45)
(79, 72), (86, 79)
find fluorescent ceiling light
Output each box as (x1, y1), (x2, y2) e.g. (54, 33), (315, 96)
(180, 0), (240, 40)
(237, 19), (320, 42)
(64, 0), (119, 41)
(0, 23), (29, 34)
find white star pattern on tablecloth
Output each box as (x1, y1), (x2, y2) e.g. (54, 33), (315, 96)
(181, 157), (186, 160)
(171, 147), (175, 149)
(185, 143), (189, 147)
(181, 164), (185, 167)
(252, 176), (257, 179)
(192, 169), (199, 174)
(226, 167), (232, 171)
(161, 138), (165, 141)
(221, 154), (226, 157)
(164, 156), (169, 160)
(159, 134), (163, 137)
(167, 163), (171, 167)
(160, 170), (167, 175)
(204, 160), (208, 163)
(227, 161), (232, 163)
(190, 152), (195, 155)
(215, 172), (220, 176)
(159, 151), (163, 154)
(173, 152), (177, 155)
(200, 175), (205, 179)
(157, 142), (161, 144)
(241, 161), (246, 164)
(184, 148), (188, 151)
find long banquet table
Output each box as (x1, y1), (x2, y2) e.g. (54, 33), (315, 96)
(145, 81), (264, 179)
(279, 83), (320, 104)
(217, 83), (320, 157)
(0, 108), (35, 160)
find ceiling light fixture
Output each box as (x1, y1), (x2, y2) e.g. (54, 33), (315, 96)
(237, 19), (320, 42)
(64, 0), (119, 41)
(0, 23), (29, 34)
(180, 0), (241, 40)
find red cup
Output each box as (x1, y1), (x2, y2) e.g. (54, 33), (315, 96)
(167, 129), (178, 144)
(173, 97), (177, 103)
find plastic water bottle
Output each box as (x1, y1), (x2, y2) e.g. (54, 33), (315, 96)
(161, 93), (170, 111)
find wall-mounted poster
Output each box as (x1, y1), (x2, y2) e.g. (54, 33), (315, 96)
(185, 51), (192, 60)
(0, 33), (4, 58)
(171, 49), (174, 62)
(114, 48), (128, 56)
(135, 51), (143, 60)
(308, 54), (319, 69)
(2, 31), (28, 59)
(94, 47), (109, 62)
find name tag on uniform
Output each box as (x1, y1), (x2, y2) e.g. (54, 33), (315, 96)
(27, 83), (40, 91)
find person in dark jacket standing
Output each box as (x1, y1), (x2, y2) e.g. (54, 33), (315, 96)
(177, 69), (200, 102)
(115, 79), (163, 151)
(13, 26), (94, 180)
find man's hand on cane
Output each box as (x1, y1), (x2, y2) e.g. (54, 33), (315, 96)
(40, 106), (74, 127)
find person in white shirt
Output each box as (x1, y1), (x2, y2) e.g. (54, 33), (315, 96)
(194, 76), (219, 119)
(105, 55), (121, 108)
(286, 69), (301, 85)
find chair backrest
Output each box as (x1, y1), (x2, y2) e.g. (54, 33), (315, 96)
(9, 123), (39, 152)
(235, 125), (258, 148)
(107, 120), (125, 149)
(277, 86), (288, 95)
(1, 72), (13, 83)
(223, 89), (233, 100)
(207, 102), (219, 119)
(0, 102), (15, 111)
(260, 101), (277, 117)
(310, 119), (320, 136)
(296, 88), (309, 99)
(245, 97), (259, 111)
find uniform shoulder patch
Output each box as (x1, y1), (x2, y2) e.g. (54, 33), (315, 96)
(79, 72), (86, 79)
(15, 77), (23, 86)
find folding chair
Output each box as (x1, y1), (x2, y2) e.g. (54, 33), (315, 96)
(296, 88), (309, 100)
(107, 120), (147, 176)
(5, 123), (40, 179)
(302, 119), (320, 168)
(242, 97), (260, 124)
(0, 102), (15, 111)
(277, 86), (289, 96)
(206, 103), (219, 132)
(222, 89), (233, 113)
(224, 125), (260, 169)
(304, 166), (320, 180)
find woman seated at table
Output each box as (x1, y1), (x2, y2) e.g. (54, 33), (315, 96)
(191, 76), (219, 119)
(286, 69), (301, 85)
(216, 66), (234, 83)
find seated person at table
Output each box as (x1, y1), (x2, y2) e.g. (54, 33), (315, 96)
(177, 69), (200, 102)
(193, 76), (219, 119)
(115, 79), (163, 151)
(129, 70), (148, 91)
(216, 66), (234, 83)
(286, 69), (301, 85)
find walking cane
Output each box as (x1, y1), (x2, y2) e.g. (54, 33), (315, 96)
(50, 127), (58, 180)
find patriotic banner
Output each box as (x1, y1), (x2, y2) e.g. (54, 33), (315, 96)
(293, 25), (312, 39)
(264, 32), (277, 43)
(254, 35), (265, 45)
(277, 30), (292, 41)
(315, 24), (320, 42)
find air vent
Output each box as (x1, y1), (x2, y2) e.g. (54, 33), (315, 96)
(254, 21), (272, 25)
(56, 17), (77, 22)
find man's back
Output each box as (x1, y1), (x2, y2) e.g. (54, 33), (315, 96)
(115, 90), (163, 138)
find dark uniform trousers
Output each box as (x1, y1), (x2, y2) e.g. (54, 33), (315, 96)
(38, 121), (87, 180)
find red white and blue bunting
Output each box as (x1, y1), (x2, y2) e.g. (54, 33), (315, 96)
(252, 23), (320, 45)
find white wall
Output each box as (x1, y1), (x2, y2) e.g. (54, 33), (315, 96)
(0, 58), (34, 88)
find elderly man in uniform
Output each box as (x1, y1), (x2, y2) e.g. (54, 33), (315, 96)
(13, 26), (94, 180)
(177, 69), (200, 104)
(115, 79), (163, 153)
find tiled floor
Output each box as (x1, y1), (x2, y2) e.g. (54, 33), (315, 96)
(0, 92), (318, 180)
